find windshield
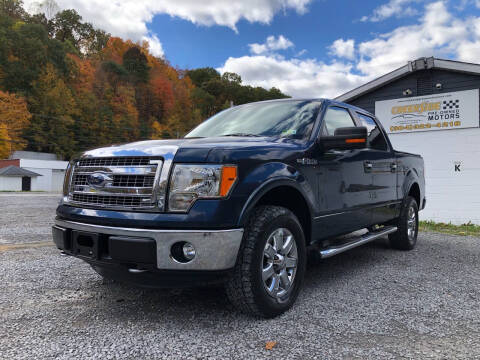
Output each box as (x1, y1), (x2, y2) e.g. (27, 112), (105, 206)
(185, 100), (322, 139)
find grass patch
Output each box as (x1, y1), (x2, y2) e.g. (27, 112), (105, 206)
(419, 220), (480, 236)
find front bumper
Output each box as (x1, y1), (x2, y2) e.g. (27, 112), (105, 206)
(52, 219), (244, 271)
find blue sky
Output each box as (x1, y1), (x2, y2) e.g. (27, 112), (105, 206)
(24, 0), (480, 97)
(150, 1), (430, 70)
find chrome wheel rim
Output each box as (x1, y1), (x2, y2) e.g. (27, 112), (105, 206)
(407, 206), (417, 241)
(262, 228), (298, 300)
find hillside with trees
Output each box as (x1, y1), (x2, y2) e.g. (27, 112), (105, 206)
(0, 0), (289, 159)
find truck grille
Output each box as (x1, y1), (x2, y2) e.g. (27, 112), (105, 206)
(78, 157), (151, 167)
(71, 194), (144, 207)
(73, 174), (155, 188)
(68, 157), (162, 210)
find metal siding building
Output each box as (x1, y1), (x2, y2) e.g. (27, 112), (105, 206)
(337, 57), (480, 225)
(0, 152), (68, 192)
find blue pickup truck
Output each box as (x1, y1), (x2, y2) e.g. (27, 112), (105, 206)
(53, 99), (425, 318)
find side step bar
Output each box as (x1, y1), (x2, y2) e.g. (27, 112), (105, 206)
(319, 226), (397, 259)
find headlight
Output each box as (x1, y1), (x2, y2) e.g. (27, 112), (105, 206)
(168, 164), (237, 212)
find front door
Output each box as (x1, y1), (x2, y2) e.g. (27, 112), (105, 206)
(312, 106), (374, 239)
(22, 176), (31, 191)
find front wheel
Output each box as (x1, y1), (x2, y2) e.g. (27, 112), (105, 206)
(225, 206), (306, 318)
(389, 196), (419, 250)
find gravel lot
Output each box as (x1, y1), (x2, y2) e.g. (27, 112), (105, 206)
(1, 194), (480, 359)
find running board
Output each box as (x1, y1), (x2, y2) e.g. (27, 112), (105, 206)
(319, 226), (397, 259)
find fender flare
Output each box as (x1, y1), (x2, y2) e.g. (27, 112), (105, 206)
(237, 177), (314, 227)
(401, 169), (421, 204)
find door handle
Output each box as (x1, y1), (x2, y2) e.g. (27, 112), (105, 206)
(391, 163), (398, 172)
(364, 161), (373, 172)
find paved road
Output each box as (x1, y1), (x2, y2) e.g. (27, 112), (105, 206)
(1, 195), (480, 359)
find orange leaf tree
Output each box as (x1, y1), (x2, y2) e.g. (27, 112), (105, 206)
(0, 90), (31, 158)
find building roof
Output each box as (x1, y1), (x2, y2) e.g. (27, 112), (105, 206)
(336, 57), (480, 103)
(9, 151), (58, 161)
(0, 165), (42, 177)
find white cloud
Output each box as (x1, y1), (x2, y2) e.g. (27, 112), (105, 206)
(218, 56), (367, 98)
(329, 39), (355, 60)
(360, 0), (419, 22)
(249, 35), (294, 55)
(296, 49), (308, 57)
(219, 1), (480, 98)
(141, 34), (165, 57)
(357, 1), (473, 76)
(22, 0), (313, 57)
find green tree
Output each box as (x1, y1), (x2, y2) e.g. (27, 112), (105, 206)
(123, 46), (149, 83)
(0, 0), (27, 19)
(26, 63), (78, 156)
(186, 67), (220, 87)
(50, 9), (109, 56)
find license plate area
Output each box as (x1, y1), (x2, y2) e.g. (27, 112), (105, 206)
(72, 230), (99, 259)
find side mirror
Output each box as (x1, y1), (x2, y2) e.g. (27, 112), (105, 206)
(320, 126), (368, 151)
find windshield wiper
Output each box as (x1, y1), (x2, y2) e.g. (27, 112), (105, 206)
(221, 133), (263, 137)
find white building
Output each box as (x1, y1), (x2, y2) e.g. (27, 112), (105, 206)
(0, 151), (68, 192)
(0, 166), (42, 191)
(337, 57), (480, 225)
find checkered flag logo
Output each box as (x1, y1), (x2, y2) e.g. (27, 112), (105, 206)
(443, 99), (459, 110)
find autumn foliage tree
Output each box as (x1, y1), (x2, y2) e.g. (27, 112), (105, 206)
(0, 0), (289, 159)
(0, 90), (31, 158)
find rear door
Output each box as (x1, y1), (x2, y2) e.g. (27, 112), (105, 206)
(355, 112), (399, 224)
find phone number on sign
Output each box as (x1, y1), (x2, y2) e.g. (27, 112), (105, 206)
(390, 121), (462, 132)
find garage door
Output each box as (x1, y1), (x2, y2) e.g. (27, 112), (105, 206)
(51, 169), (65, 193)
(389, 128), (480, 225)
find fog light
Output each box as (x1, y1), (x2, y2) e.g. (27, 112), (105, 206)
(182, 242), (196, 261)
(171, 241), (196, 263)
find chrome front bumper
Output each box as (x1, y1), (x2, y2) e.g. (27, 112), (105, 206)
(54, 219), (244, 271)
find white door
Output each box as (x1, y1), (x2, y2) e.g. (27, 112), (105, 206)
(51, 170), (65, 193)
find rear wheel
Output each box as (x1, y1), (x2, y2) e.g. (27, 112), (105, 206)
(225, 206), (306, 318)
(389, 196), (419, 250)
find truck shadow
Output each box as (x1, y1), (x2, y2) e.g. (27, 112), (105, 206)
(88, 237), (397, 322)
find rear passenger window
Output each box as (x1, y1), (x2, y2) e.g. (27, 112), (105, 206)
(323, 107), (355, 135)
(356, 113), (388, 151)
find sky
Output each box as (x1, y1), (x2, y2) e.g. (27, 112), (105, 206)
(23, 0), (480, 98)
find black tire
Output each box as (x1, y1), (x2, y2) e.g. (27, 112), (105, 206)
(225, 206), (306, 318)
(389, 196), (419, 250)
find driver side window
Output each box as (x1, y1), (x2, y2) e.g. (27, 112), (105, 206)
(323, 107), (355, 136)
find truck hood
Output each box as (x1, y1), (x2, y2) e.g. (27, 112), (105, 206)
(81, 137), (305, 163)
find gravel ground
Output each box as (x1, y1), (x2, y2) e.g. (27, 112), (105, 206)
(0, 193), (60, 244)
(1, 194), (480, 359)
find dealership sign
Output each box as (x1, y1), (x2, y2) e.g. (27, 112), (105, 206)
(375, 89), (479, 133)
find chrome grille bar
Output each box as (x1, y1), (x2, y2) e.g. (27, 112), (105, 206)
(78, 157), (151, 167)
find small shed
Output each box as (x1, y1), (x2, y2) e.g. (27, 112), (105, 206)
(0, 151), (68, 192)
(0, 165), (42, 191)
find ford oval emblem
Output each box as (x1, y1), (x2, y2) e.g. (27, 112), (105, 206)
(87, 173), (111, 188)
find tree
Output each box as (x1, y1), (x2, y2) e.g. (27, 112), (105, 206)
(0, 3), (290, 157)
(0, 126), (10, 158)
(186, 67), (220, 87)
(27, 63), (78, 156)
(222, 72), (242, 84)
(0, 90), (31, 158)
(32, 0), (59, 20)
(50, 9), (109, 56)
(123, 46), (149, 83)
(0, 0), (27, 20)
